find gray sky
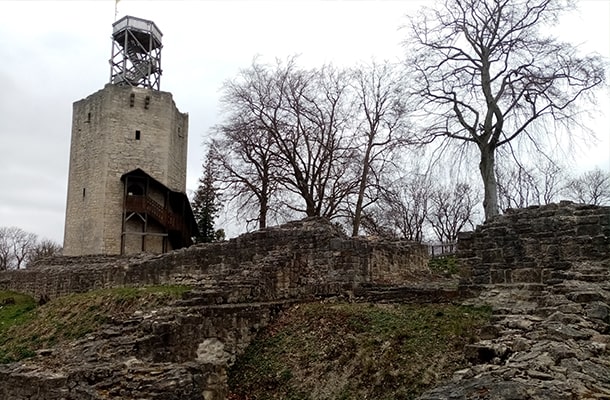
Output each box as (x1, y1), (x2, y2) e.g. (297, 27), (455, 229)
(0, 0), (608, 244)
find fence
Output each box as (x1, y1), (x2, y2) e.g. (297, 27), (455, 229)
(427, 242), (457, 257)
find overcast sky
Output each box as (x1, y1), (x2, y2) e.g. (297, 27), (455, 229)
(0, 0), (608, 244)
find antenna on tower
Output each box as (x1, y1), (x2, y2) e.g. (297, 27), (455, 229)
(109, 15), (162, 90)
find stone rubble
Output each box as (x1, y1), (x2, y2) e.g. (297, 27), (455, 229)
(420, 272), (610, 399)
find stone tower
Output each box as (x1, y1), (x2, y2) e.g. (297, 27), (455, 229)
(63, 16), (197, 256)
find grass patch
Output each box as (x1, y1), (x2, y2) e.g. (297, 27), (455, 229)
(428, 255), (459, 275)
(0, 285), (189, 364)
(228, 302), (491, 400)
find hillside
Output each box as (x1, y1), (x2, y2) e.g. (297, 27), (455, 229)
(228, 301), (490, 400)
(1, 287), (490, 400)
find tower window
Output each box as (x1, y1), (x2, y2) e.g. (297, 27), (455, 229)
(144, 95), (150, 109)
(86, 112), (91, 123)
(82, 188), (86, 198)
(130, 93), (135, 107)
(135, 130), (141, 140)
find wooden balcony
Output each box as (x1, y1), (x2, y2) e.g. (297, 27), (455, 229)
(124, 195), (190, 243)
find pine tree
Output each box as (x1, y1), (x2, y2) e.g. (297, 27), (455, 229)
(191, 155), (222, 243)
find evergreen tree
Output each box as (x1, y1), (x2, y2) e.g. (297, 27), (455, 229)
(191, 155), (222, 243)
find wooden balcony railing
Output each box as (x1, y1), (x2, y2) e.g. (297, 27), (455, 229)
(125, 195), (187, 236)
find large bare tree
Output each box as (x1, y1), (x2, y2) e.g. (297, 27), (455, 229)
(349, 61), (411, 236)
(217, 59), (357, 223)
(408, 0), (605, 220)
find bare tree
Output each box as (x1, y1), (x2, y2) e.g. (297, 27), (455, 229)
(407, 0), (605, 220)
(564, 168), (610, 205)
(0, 227), (42, 270)
(349, 61), (411, 236)
(26, 239), (63, 267)
(427, 182), (478, 243)
(496, 158), (565, 210)
(277, 63), (357, 218)
(211, 122), (280, 230)
(0, 227), (13, 270)
(218, 59), (357, 222)
(362, 173), (433, 242)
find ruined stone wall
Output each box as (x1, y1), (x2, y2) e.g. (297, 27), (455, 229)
(0, 218), (429, 399)
(458, 202), (610, 287)
(0, 298), (287, 400)
(1, 218), (429, 301)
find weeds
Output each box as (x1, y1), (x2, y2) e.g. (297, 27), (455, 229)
(428, 255), (459, 275)
(229, 302), (491, 400)
(0, 285), (189, 364)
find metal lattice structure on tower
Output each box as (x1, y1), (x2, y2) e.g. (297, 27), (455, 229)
(110, 15), (162, 90)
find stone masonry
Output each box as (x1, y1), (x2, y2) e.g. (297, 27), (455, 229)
(458, 201), (610, 288)
(0, 217), (430, 399)
(63, 83), (188, 256)
(1, 205), (608, 399)
(418, 202), (610, 399)
(2, 217), (429, 302)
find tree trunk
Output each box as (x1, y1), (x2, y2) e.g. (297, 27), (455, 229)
(352, 145), (373, 237)
(479, 147), (499, 221)
(259, 197), (267, 229)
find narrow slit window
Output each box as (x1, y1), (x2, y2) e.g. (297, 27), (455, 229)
(87, 112), (91, 123)
(135, 130), (141, 140)
(82, 188), (86, 198)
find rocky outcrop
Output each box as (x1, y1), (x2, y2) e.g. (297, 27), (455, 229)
(0, 297), (290, 400)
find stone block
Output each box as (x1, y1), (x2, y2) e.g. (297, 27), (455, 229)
(481, 248), (503, 263)
(490, 269), (506, 284)
(511, 268), (542, 283)
(576, 224), (602, 237)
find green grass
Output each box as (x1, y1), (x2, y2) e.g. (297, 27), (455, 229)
(228, 302), (491, 400)
(428, 255), (459, 275)
(0, 285), (189, 364)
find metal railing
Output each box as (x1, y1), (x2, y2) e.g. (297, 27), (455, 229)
(427, 242), (457, 257)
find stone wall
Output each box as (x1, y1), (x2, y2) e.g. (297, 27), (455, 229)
(0, 295), (292, 400)
(1, 218), (430, 301)
(0, 218), (429, 400)
(458, 201), (610, 288)
(1, 206), (609, 399)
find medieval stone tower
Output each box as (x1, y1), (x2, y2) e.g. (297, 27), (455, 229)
(63, 16), (197, 256)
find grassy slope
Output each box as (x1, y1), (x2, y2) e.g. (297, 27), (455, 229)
(2, 286), (491, 399)
(0, 286), (189, 364)
(229, 302), (491, 400)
